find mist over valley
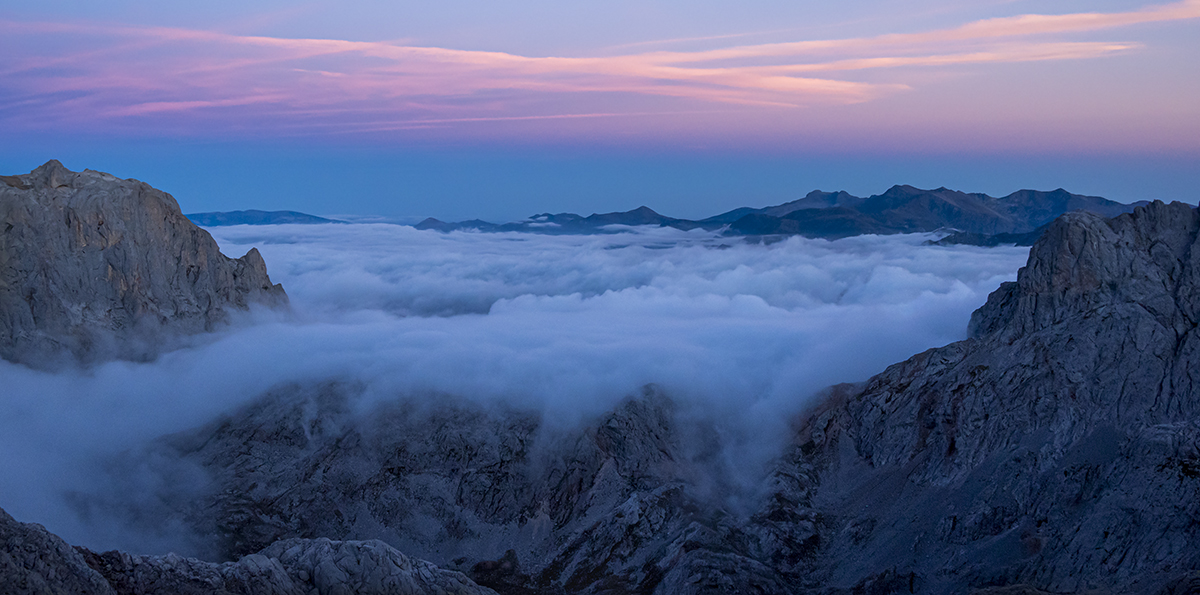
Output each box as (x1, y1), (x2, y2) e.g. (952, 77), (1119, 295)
(1, 218), (1028, 556)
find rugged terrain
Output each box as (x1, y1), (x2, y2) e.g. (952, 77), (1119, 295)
(3, 172), (1198, 594)
(76, 201), (1200, 593)
(769, 200), (1200, 593)
(1, 505), (496, 595)
(0, 161), (287, 366)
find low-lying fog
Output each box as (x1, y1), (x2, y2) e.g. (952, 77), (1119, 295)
(0, 223), (1029, 553)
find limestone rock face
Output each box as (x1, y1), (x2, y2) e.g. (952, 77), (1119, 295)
(78, 538), (495, 595)
(776, 200), (1200, 593)
(0, 506), (115, 595)
(0, 160), (286, 366)
(2, 503), (494, 595)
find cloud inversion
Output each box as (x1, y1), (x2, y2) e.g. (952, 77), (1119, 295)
(0, 224), (1029, 553)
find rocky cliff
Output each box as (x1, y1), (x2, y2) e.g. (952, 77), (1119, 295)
(0, 160), (287, 366)
(775, 200), (1200, 593)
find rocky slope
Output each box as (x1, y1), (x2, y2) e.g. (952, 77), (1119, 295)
(773, 200), (1200, 593)
(0, 161), (287, 366)
(1, 505), (495, 595)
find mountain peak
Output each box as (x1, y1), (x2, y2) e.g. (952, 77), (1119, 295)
(970, 200), (1200, 340)
(1, 161), (287, 367)
(881, 184), (923, 196)
(30, 159), (74, 189)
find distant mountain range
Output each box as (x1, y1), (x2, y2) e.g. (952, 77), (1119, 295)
(187, 186), (1152, 246)
(186, 210), (343, 226)
(417, 186), (1150, 245)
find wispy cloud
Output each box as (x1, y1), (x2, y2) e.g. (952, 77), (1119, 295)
(1, 0), (1195, 138)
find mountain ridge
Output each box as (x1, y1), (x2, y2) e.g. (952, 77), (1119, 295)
(418, 185), (1150, 242)
(179, 184), (1153, 245)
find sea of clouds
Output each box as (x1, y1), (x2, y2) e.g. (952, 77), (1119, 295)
(0, 223), (1029, 552)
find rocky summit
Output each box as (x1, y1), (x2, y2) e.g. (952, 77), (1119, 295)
(0, 160), (287, 367)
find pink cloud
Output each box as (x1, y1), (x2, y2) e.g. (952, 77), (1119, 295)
(0, 0), (1196, 143)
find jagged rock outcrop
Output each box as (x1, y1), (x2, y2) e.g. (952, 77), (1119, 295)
(2, 503), (495, 595)
(0, 506), (116, 595)
(78, 538), (495, 595)
(0, 160), (287, 367)
(59, 200), (1200, 593)
(771, 201), (1200, 593)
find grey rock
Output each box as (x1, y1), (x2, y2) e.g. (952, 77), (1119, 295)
(0, 506), (115, 595)
(0, 160), (287, 367)
(3, 502), (494, 595)
(78, 538), (494, 595)
(773, 200), (1200, 593)
(261, 538), (493, 595)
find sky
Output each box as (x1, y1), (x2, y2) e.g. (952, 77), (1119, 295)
(2, 0), (1198, 220)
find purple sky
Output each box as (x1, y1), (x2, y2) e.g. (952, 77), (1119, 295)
(2, 0), (1197, 219)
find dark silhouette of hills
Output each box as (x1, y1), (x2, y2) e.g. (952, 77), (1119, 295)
(185, 187), (1150, 246)
(725, 186), (1146, 239)
(186, 210), (343, 226)
(416, 205), (698, 234)
(417, 186), (1149, 244)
